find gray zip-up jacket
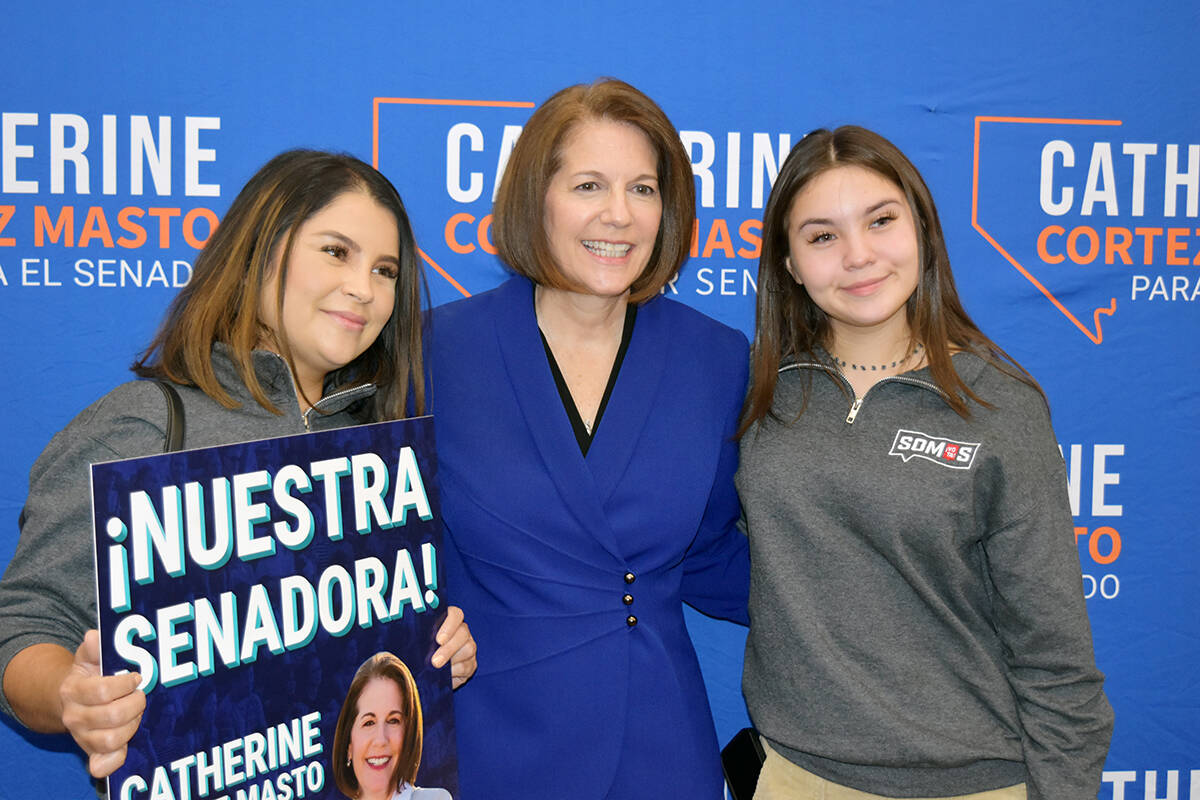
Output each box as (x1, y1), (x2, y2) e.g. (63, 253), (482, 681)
(0, 346), (374, 720)
(737, 351), (1112, 800)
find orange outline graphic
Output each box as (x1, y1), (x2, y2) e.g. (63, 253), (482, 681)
(972, 116), (1122, 344)
(372, 97), (537, 298)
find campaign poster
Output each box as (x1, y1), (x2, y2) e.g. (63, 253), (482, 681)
(90, 417), (457, 800)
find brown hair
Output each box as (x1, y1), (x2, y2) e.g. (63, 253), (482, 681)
(331, 652), (425, 797)
(740, 125), (1035, 434)
(132, 149), (425, 419)
(492, 78), (694, 303)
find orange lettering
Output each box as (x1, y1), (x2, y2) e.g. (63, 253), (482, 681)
(35, 205), (74, 247)
(737, 218), (762, 260)
(147, 208), (181, 248)
(1166, 227), (1189, 266)
(1066, 226), (1099, 264)
(477, 214), (497, 255)
(444, 212), (475, 254)
(1037, 225), (1065, 264)
(0, 206), (14, 246)
(701, 218), (735, 259)
(79, 206), (115, 248)
(183, 208), (218, 249)
(1088, 526), (1121, 565)
(690, 219), (700, 259)
(116, 207), (147, 248)
(1104, 227), (1132, 265)
(1134, 227), (1162, 263)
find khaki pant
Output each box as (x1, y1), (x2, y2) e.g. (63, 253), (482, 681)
(753, 740), (1027, 800)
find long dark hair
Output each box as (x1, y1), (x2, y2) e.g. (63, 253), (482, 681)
(740, 125), (1034, 434)
(133, 149), (425, 419)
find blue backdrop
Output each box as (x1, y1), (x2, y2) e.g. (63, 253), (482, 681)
(2, 3), (1197, 798)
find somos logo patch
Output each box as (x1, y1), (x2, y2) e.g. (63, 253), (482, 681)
(889, 430), (980, 470)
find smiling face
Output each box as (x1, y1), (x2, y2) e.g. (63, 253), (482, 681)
(542, 117), (663, 299)
(258, 189), (400, 401)
(784, 165), (921, 346)
(348, 677), (407, 800)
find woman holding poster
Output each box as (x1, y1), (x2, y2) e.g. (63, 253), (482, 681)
(0, 150), (476, 779)
(427, 78), (749, 798)
(736, 126), (1113, 799)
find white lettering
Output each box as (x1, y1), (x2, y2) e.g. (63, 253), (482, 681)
(681, 131), (715, 209)
(1122, 142), (1157, 217)
(185, 116), (221, 197)
(751, 133), (790, 210)
(130, 115), (171, 196)
(492, 124), (522, 201)
(1040, 140), (1074, 216)
(1091, 444), (1124, 516)
(1081, 142), (1118, 216)
(50, 113), (89, 194)
(446, 122), (484, 203)
(2, 112), (39, 193)
(1164, 144), (1200, 217)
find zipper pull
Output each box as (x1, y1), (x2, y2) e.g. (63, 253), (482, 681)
(845, 396), (864, 424)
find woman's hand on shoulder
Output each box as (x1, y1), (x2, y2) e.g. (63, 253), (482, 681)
(59, 630), (146, 777)
(431, 605), (477, 689)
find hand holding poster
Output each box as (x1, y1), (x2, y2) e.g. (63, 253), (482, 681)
(90, 417), (457, 800)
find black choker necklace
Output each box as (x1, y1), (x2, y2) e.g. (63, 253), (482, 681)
(831, 343), (924, 372)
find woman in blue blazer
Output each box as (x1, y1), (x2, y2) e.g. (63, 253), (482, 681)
(428, 79), (750, 798)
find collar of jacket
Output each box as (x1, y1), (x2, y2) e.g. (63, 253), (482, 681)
(209, 343), (377, 418)
(778, 348), (992, 401)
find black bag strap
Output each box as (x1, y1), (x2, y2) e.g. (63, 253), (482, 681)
(152, 380), (185, 452)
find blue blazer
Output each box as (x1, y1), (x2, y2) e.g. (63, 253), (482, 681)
(428, 277), (749, 799)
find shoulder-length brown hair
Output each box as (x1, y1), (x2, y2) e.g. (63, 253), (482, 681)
(492, 78), (694, 303)
(740, 125), (1034, 434)
(133, 149), (425, 420)
(331, 652), (425, 797)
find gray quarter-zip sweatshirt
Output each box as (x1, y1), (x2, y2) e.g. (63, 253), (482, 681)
(737, 351), (1112, 800)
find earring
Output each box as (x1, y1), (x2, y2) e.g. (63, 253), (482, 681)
(347, 752), (352, 766)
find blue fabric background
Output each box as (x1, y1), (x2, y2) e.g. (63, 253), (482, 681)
(1, 3), (1196, 797)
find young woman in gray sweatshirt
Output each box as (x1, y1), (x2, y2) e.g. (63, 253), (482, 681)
(736, 126), (1112, 800)
(0, 150), (475, 783)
